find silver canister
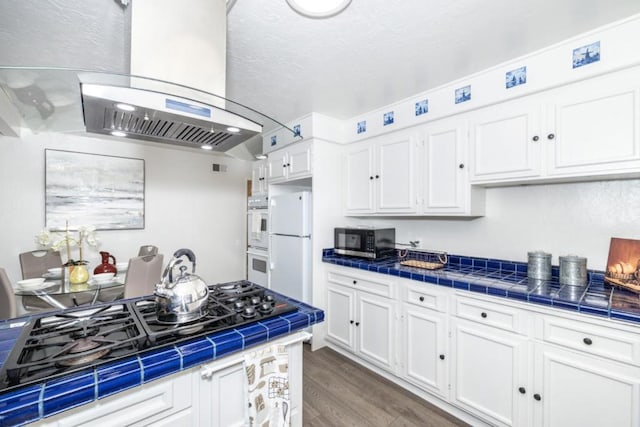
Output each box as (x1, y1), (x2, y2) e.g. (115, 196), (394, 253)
(559, 255), (588, 287)
(527, 251), (552, 280)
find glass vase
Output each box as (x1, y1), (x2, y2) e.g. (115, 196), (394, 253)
(69, 264), (89, 285)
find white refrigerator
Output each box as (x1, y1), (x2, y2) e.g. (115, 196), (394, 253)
(269, 191), (312, 304)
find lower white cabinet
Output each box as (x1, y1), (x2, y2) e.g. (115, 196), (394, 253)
(326, 270), (396, 372)
(450, 318), (529, 427)
(401, 303), (448, 398)
(37, 334), (307, 427)
(325, 266), (640, 427)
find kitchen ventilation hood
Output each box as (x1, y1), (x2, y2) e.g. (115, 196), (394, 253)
(0, 66), (297, 153)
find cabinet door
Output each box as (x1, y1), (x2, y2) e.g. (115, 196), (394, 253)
(357, 292), (395, 371)
(344, 142), (375, 213)
(376, 133), (416, 213)
(422, 119), (467, 214)
(251, 163), (266, 195)
(546, 71), (640, 177)
(267, 151), (287, 183)
(451, 319), (529, 427)
(286, 142), (313, 180)
(470, 97), (543, 183)
(402, 304), (448, 397)
(534, 344), (640, 427)
(326, 284), (356, 349)
(198, 363), (248, 427)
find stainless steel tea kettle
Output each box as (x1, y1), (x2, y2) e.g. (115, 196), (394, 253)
(155, 248), (209, 324)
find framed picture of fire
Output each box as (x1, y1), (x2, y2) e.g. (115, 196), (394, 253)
(605, 237), (640, 293)
(45, 149), (145, 230)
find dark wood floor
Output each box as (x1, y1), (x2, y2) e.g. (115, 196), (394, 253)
(302, 345), (470, 427)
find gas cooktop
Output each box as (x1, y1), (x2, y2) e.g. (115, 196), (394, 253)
(0, 281), (296, 392)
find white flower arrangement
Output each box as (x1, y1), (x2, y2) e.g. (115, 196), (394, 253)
(35, 222), (100, 266)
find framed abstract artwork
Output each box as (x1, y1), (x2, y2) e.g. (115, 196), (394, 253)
(45, 149), (145, 230)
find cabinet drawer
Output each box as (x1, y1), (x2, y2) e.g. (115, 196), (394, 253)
(402, 280), (448, 312)
(454, 295), (528, 334)
(327, 269), (394, 298)
(540, 315), (640, 366)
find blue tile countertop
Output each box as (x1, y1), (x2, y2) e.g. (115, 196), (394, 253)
(0, 294), (324, 427)
(322, 248), (640, 324)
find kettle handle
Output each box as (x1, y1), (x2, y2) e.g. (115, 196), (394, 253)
(172, 248), (197, 273)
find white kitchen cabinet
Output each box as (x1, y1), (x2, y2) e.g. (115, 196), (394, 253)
(326, 269), (396, 372)
(344, 142), (375, 212)
(268, 140), (313, 184)
(532, 343), (640, 427)
(399, 280), (449, 398)
(344, 130), (417, 215)
(196, 363), (247, 427)
(450, 318), (530, 427)
(469, 96), (543, 183)
(419, 118), (485, 215)
(545, 69), (640, 178)
(401, 303), (449, 398)
(251, 160), (268, 195)
(470, 67), (640, 185)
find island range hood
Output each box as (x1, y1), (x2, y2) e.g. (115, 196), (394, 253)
(0, 0), (295, 155)
(81, 82), (262, 152)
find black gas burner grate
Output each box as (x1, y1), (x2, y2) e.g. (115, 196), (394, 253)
(0, 304), (146, 391)
(132, 281), (297, 347)
(0, 282), (297, 393)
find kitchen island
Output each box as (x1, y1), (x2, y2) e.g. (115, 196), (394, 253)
(0, 282), (324, 426)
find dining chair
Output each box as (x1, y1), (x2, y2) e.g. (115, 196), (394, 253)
(138, 245), (159, 257)
(19, 250), (63, 279)
(0, 268), (17, 320)
(124, 254), (164, 299)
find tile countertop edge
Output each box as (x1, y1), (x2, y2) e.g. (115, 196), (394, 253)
(0, 300), (324, 427)
(321, 249), (640, 326)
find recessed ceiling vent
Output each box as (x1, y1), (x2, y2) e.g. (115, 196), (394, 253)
(81, 83), (262, 152)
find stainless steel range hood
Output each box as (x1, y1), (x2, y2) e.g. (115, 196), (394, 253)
(81, 83), (261, 151)
(0, 67), (294, 155)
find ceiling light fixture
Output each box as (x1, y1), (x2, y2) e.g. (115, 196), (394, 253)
(286, 0), (352, 18)
(201, 145), (213, 150)
(111, 130), (127, 137)
(226, 127), (240, 133)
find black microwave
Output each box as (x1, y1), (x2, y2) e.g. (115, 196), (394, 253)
(334, 228), (396, 259)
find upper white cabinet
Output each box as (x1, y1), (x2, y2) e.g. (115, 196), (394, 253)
(470, 68), (640, 185)
(546, 70), (640, 177)
(344, 130), (417, 214)
(268, 140), (313, 184)
(469, 96), (543, 182)
(420, 118), (485, 216)
(251, 160), (268, 195)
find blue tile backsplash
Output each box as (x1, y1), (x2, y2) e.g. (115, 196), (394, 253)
(322, 248), (640, 323)
(0, 295), (324, 426)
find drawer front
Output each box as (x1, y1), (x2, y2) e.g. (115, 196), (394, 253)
(454, 295), (527, 334)
(327, 269), (394, 298)
(541, 316), (640, 365)
(403, 281), (448, 312)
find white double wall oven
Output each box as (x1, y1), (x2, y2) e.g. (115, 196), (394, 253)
(247, 195), (269, 287)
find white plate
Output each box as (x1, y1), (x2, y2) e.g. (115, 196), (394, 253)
(17, 281), (57, 291)
(43, 272), (62, 279)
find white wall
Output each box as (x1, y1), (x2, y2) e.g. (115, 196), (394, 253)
(342, 179), (640, 270)
(0, 131), (250, 286)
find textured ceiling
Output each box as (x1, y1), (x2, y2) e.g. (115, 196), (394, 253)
(2, 1), (640, 137)
(226, 0), (640, 125)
